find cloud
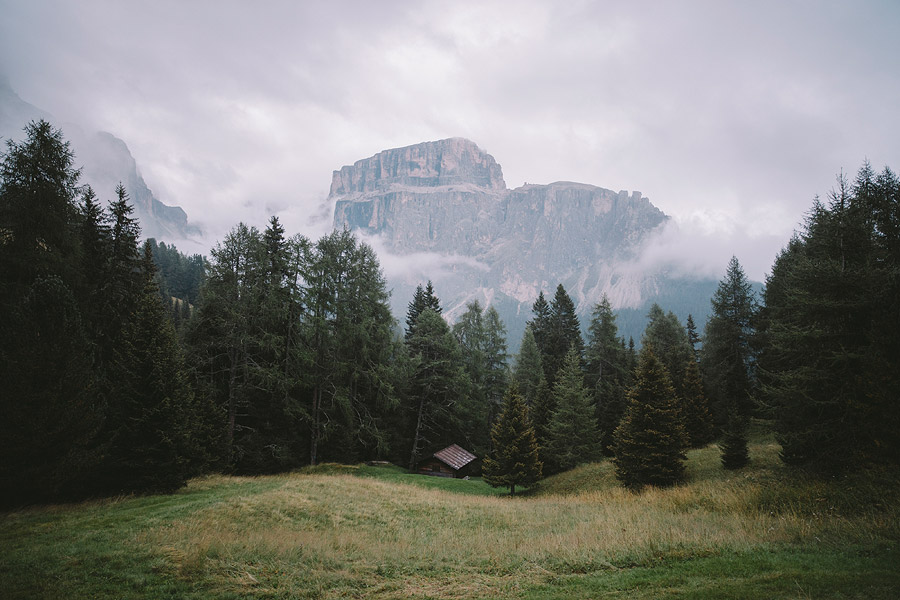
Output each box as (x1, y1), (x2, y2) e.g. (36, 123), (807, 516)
(355, 233), (490, 283)
(1, 0), (898, 276)
(626, 207), (797, 283)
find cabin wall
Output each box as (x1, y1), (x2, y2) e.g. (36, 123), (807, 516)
(417, 459), (457, 478)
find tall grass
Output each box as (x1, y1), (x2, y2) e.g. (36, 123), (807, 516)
(2, 432), (898, 598)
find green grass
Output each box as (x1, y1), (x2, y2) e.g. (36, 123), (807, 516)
(2, 432), (899, 599)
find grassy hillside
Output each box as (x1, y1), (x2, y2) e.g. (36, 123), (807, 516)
(2, 432), (898, 599)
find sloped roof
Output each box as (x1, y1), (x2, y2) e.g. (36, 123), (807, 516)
(433, 444), (477, 470)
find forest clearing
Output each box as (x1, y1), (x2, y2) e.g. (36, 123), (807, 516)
(2, 427), (898, 599)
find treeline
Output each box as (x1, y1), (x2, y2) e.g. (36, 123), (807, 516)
(2, 120), (897, 505)
(0, 121), (216, 504)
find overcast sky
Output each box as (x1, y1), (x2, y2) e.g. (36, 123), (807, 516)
(2, 0), (898, 280)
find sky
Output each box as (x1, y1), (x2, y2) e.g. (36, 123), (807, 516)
(1, 0), (898, 281)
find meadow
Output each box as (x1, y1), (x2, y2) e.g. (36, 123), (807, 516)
(2, 429), (898, 599)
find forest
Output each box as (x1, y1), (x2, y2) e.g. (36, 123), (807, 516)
(1, 120), (899, 506)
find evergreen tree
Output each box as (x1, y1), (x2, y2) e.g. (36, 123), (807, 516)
(700, 256), (757, 428)
(0, 276), (100, 504)
(482, 306), (510, 427)
(760, 165), (900, 470)
(406, 280), (442, 339)
(406, 309), (470, 469)
(682, 359), (714, 447)
(301, 230), (397, 465)
(512, 326), (545, 406)
(0, 120), (81, 302)
(545, 348), (598, 473)
(613, 347), (687, 489)
(187, 222), (261, 467)
(452, 300), (490, 453)
(528, 291), (552, 370)
(530, 378), (555, 473)
(719, 400), (750, 469)
(482, 383), (542, 495)
(98, 243), (206, 493)
(685, 314), (701, 359)
(585, 295), (629, 455)
(544, 284), (584, 385)
(642, 304), (693, 398)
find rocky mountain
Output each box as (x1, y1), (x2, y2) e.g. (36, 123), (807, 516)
(0, 78), (198, 242)
(331, 138), (720, 348)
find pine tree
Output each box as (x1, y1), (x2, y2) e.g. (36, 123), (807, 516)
(642, 304), (693, 398)
(682, 359), (714, 447)
(685, 314), (701, 360)
(701, 256), (757, 429)
(0, 276), (100, 504)
(544, 284), (584, 385)
(406, 280), (442, 340)
(719, 401), (750, 469)
(452, 301), (490, 454)
(482, 383), (542, 495)
(406, 309), (470, 470)
(482, 306), (510, 428)
(530, 378), (555, 473)
(546, 348), (598, 473)
(0, 120), (81, 302)
(512, 326), (545, 406)
(528, 292), (552, 371)
(585, 295), (629, 455)
(98, 243), (204, 493)
(613, 347), (687, 489)
(760, 165), (900, 470)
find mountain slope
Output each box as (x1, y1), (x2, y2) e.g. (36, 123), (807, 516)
(331, 138), (720, 347)
(0, 78), (198, 242)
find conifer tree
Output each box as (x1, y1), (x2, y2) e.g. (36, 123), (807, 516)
(406, 280), (442, 339)
(544, 284), (584, 385)
(585, 295), (629, 454)
(406, 308), (470, 469)
(546, 348), (598, 473)
(613, 347), (687, 489)
(482, 383), (542, 495)
(530, 378), (555, 473)
(682, 359), (714, 447)
(98, 243), (204, 493)
(760, 165), (900, 470)
(701, 256), (757, 428)
(719, 400), (750, 469)
(642, 304), (693, 398)
(482, 306), (510, 426)
(528, 292), (552, 370)
(0, 276), (100, 504)
(513, 326), (545, 406)
(685, 314), (701, 359)
(0, 120), (81, 301)
(453, 301), (490, 453)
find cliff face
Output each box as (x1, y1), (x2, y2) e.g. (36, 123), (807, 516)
(332, 138), (668, 322)
(78, 131), (197, 241)
(0, 80), (197, 243)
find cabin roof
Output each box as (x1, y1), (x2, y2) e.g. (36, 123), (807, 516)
(433, 444), (476, 471)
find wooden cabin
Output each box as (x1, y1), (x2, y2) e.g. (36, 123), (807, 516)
(416, 444), (477, 478)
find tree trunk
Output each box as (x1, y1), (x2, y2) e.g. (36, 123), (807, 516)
(409, 396), (426, 471)
(310, 386), (320, 465)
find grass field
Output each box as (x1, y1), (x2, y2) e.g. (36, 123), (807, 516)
(2, 429), (898, 599)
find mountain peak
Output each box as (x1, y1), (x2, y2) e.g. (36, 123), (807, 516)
(329, 137), (506, 198)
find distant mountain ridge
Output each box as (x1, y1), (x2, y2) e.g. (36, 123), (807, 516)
(0, 78), (198, 242)
(330, 138), (719, 347)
